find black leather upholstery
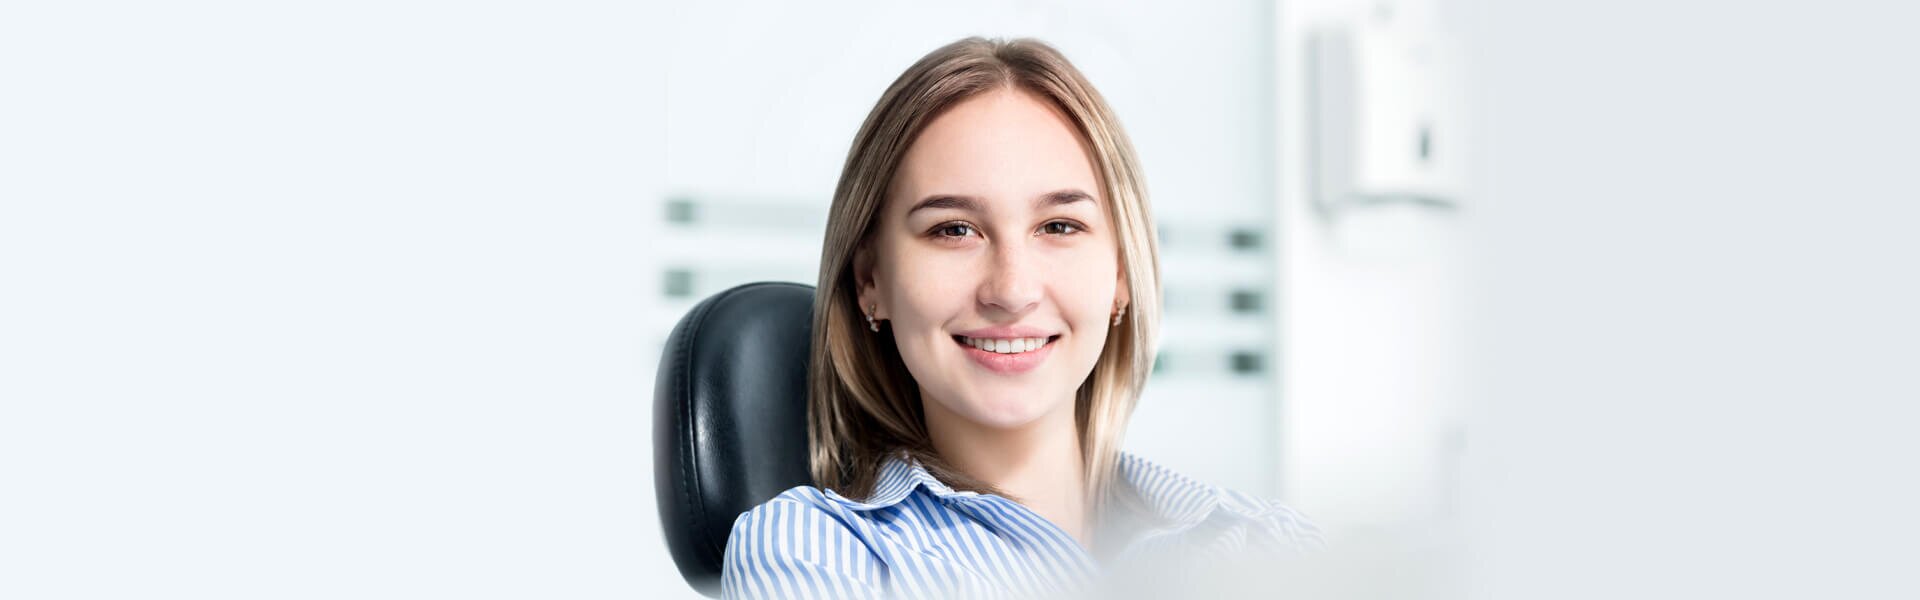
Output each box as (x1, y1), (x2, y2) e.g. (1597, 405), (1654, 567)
(654, 282), (817, 597)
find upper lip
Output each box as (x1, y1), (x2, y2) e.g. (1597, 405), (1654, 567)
(951, 325), (1060, 339)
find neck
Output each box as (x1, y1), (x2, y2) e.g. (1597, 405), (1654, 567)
(922, 392), (1091, 548)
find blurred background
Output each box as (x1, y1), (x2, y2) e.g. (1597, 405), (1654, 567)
(3, 0), (1916, 598)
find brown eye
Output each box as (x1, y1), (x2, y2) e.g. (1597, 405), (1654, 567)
(936, 223), (976, 238)
(1041, 221), (1081, 236)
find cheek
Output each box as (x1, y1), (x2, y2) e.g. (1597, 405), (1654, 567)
(881, 252), (977, 390)
(882, 247), (974, 330)
(1059, 249), (1120, 325)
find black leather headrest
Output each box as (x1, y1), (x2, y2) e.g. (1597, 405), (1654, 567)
(653, 282), (817, 597)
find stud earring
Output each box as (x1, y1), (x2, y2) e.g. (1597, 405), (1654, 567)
(866, 304), (880, 332)
(1112, 306), (1126, 327)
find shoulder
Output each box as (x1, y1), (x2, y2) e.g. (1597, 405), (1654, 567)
(727, 483), (903, 529)
(725, 485), (864, 549)
(735, 485), (843, 516)
(722, 486), (886, 599)
(1213, 487), (1326, 552)
(1114, 452), (1324, 552)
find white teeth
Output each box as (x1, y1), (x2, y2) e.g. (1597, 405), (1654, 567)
(963, 336), (1050, 354)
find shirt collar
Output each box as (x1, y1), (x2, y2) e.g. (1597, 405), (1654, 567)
(820, 451), (979, 510)
(820, 450), (1234, 529)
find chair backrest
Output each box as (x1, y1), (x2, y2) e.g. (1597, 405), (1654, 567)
(653, 282), (817, 596)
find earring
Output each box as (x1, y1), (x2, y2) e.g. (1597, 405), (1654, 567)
(866, 304), (880, 332)
(1112, 305), (1126, 327)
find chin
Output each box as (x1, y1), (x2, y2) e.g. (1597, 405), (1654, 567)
(947, 381), (1072, 430)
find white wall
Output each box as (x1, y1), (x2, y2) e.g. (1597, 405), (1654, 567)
(2, 2), (680, 598)
(1270, 0), (1472, 597)
(1456, 1), (1920, 598)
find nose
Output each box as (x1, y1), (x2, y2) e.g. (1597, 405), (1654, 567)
(978, 239), (1042, 317)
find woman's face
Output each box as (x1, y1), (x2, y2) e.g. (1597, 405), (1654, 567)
(858, 87), (1127, 432)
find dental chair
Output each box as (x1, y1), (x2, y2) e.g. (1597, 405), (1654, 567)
(653, 282), (817, 597)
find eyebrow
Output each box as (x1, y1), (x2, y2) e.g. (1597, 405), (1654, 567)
(904, 189), (1095, 216)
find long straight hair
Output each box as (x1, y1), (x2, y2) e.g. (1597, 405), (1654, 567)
(808, 37), (1161, 516)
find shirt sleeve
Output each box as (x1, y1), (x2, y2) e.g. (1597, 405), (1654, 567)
(720, 496), (887, 600)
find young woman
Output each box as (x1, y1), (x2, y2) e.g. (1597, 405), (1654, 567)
(721, 37), (1320, 599)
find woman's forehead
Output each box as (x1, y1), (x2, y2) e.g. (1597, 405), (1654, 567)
(890, 88), (1103, 212)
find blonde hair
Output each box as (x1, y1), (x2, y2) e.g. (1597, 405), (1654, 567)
(807, 37), (1161, 514)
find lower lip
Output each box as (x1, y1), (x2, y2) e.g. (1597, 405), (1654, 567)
(955, 336), (1058, 375)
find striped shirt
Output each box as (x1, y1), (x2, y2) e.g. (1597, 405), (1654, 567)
(720, 451), (1322, 599)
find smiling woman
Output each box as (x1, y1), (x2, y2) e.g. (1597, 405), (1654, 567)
(720, 37), (1320, 599)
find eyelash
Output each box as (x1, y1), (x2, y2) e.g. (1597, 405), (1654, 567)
(931, 221), (1085, 240)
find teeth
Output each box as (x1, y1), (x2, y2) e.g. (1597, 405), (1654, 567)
(963, 336), (1049, 354)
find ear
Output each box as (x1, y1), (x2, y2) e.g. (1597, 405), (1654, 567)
(1113, 262), (1131, 313)
(853, 241), (884, 319)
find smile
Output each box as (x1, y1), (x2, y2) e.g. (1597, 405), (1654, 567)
(951, 334), (1060, 374)
(955, 335), (1054, 354)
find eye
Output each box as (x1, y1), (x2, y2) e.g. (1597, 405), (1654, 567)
(1040, 221), (1083, 236)
(932, 222), (977, 239)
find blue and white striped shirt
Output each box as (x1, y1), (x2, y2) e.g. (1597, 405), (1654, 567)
(720, 451), (1321, 599)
